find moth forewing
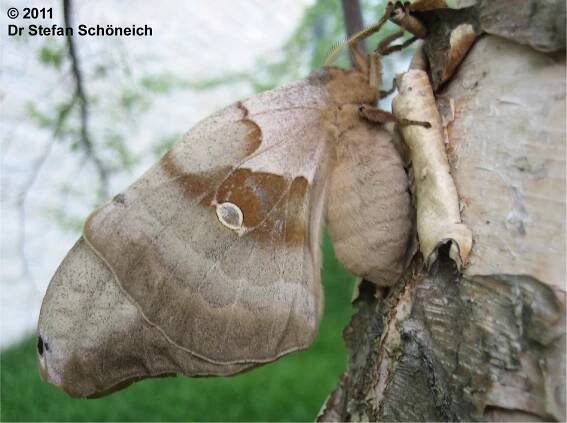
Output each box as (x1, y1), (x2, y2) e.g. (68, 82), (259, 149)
(38, 67), (410, 397)
(82, 87), (329, 365)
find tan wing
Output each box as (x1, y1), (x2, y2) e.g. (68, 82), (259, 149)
(37, 238), (254, 398)
(83, 79), (331, 364)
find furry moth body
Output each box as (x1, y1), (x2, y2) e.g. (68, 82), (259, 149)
(37, 67), (411, 397)
(327, 105), (411, 284)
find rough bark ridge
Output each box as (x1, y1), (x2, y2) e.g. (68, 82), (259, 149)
(319, 5), (565, 422)
(321, 261), (564, 421)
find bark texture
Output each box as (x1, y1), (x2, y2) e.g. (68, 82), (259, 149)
(319, 29), (565, 423)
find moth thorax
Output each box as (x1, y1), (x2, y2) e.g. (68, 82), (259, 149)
(337, 104), (360, 133)
(215, 202), (244, 232)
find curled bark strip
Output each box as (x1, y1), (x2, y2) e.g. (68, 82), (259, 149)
(392, 69), (472, 268)
(403, 5), (481, 90)
(439, 23), (477, 86)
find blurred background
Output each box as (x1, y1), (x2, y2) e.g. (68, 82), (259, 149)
(0, 0), (412, 420)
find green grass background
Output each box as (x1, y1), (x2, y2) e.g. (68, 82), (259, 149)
(1, 233), (355, 422)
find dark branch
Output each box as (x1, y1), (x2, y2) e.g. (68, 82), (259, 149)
(341, 0), (367, 57)
(17, 1), (110, 281)
(62, 0), (109, 200)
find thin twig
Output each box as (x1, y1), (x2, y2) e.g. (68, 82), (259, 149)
(62, 0), (109, 200)
(16, 141), (55, 282)
(15, 0), (109, 283)
(15, 99), (75, 283)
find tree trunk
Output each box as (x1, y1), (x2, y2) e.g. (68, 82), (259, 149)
(318, 5), (565, 421)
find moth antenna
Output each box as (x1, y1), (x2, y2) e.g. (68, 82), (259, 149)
(323, 2), (395, 67)
(324, 38), (348, 66)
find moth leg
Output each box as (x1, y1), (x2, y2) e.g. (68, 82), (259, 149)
(366, 31), (417, 94)
(379, 78), (396, 99)
(389, 2), (428, 39)
(379, 35), (419, 56)
(349, 44), (369, 76)
(368, 52), (382, 92)
(359, 104), (431, 128)
(359, 104), (397, 125)
(375, 30), (404, 54)
(351, 46), (384, 93)
(398, 117), (432, 128)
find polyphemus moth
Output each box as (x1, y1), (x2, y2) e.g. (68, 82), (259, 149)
(37, 49), (412, 397)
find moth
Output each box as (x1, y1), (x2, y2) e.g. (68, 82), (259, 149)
(37, 35), (412, 398)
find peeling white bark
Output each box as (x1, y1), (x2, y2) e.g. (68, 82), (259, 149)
(440, 36), (566, 293)
(392, 70), (472, 268)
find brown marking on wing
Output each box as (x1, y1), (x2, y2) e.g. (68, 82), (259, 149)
(217, 169), (288, 228)
(236, 101), (263, 153)
(159, 112), (262, 205)
(236, 100), (249, 118)
(216, 170), (309, 247)
(159, 152), (218, 204)
(241, 119), (262, 154)
(285, 176), (309, 246)
(159, 154), (309, 247)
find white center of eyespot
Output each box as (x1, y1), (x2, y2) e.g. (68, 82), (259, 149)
(215, 202), (244, 231)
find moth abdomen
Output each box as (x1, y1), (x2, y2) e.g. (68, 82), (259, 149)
(326, 110), (412, 286)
